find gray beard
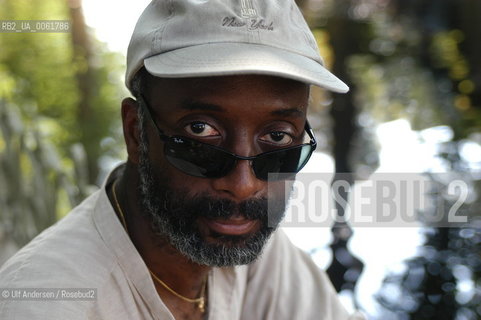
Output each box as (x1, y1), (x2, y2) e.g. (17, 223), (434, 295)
(136, 128), (287, 267)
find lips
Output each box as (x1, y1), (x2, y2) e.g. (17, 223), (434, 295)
(202, 215), (259, 236)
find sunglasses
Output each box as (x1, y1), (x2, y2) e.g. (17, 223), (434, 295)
(139, 96), (317, 181)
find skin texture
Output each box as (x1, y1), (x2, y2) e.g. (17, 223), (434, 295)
(109, 74), (309, 319)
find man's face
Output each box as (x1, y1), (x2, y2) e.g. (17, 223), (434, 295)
(135, 75), (309, 267)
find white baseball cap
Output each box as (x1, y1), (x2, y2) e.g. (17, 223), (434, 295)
(126, 0), (348, 93)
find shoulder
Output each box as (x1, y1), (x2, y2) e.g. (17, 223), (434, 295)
(0, 191), (119, 319)
(241, 229), (365, 320)
(0, 191), (116, 287)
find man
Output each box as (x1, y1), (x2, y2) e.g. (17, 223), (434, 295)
(0, 0), (365, 319)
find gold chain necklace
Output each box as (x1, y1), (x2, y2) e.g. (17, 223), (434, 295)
(112, 180), (207, 313)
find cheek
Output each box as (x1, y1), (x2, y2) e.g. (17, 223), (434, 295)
(153, 159), (212, 197)
(267, 180), (291, 207)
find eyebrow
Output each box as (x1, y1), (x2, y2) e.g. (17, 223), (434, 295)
(270, 107), (305, 118)
(180, 100), (305, 117)
(180, 100), (225, 112)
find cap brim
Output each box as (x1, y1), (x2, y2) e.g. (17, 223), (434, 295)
(143, 43), (349, 93)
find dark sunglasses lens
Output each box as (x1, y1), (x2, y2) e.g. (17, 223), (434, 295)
(253, 144), (314, 180)
(164, 138), (235, 178)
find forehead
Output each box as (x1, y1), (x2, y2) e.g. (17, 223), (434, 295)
(145, 74), (310, 118)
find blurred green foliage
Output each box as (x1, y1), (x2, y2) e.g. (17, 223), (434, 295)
(0, 0), (126, 256)
(0, 0), (126, 178)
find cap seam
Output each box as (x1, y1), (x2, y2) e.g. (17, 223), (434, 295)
(144, 41), (323, 66)
(153, 0), (176, 54)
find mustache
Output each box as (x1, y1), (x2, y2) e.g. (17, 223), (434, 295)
(156, 190), (269, 221)
(197, 197), (268, 220)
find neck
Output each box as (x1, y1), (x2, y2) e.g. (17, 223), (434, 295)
(109, 161), (211, 298)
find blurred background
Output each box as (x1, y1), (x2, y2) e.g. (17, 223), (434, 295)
(1, 0), (480, 319)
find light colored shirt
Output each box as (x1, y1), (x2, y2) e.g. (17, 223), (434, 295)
(0, 167), (365, 320)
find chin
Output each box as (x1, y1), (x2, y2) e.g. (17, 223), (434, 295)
(204, 231), (254, 247)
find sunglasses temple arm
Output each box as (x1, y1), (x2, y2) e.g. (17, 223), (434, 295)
(138, 95), (170, 142)
(305, 121), (317, 147)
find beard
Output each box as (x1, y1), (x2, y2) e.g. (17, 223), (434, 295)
(137, 126), (287, 267)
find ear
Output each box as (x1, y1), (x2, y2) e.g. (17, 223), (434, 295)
(121, 97), (141, 164)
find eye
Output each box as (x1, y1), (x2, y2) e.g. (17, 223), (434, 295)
(260, 131), (293, 146)
(184, 122), (220, 137)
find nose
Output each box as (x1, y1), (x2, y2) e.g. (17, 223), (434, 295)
(210, 157), (265, 202)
